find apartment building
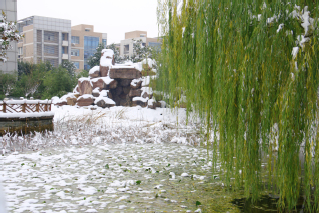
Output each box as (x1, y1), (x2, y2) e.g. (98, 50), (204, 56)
(17, 17), (107, 71)
(70, 24), (107, 70)
(120, 31), (161, 57)
(17, 16), (72, 67)
(0, 0), (18, 73)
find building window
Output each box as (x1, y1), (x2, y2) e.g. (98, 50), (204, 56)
(102, 39), (107, 47)
(44, 45), (55, 54)
(73, 61), (79, 69)
(84, 36), (100, 70)
(44, 31), (56, 42)
(124, 45), (129, 54)
(71, 49), (80, 56)
(85, 28), (91, 32)
(71, 36), (80, 44)
(148, 42), (162, 51)
(18, 47), (23, 55)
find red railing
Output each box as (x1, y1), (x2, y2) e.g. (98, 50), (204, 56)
(0, 100), (52, 113)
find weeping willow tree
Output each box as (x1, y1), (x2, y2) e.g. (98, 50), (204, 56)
(157, 0), (319, 211)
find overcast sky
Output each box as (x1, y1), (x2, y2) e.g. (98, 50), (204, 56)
(17, 0), (159, 44)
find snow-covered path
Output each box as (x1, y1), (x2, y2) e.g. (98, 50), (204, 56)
(1, 142), (213, 212)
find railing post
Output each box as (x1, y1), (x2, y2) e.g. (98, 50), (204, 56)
(36, 103), (39, 112)
(3, 102), (6, 113)
(44, 104), (48, 112)
(22, 103), (26, 113)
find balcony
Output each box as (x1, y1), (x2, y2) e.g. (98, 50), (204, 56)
(62, 54), (68, 60)
(62, 40), (69, 46)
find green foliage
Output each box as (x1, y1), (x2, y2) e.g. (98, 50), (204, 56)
(131, 39), (153, 63)
(0, 71), (17, 98)
(87, 43), (105, 69)
(0, 11), (23, 62)
(61, 60), (76, 77)
(157, 0), (319, 211)
(76, 69), (89, 78)
(41, 66), (76, 99)
(4, 61), (77, 99)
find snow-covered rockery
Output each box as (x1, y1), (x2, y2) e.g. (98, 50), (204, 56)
(54, 49), (160, 109)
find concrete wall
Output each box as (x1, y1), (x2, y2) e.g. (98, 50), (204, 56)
(0, 0), (18, 74)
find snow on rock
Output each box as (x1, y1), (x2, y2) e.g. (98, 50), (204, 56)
(94, 97), (115, 105)
(77, 94), (94, 100)
(132, 97), (148, 103)
(89, 66), (100, 75)
(141, 76), (155, 87)
(89, 66), (100, 78)
(99, 90), (110, 97)
(100, 49), (114, 67)
(141, 58), (156, 69)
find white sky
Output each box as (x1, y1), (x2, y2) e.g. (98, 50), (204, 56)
(17, 0), (159, 44)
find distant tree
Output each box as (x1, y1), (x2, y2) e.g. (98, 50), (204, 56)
(76, 69), (89, 78)
(131, 39), (152, 63)
(18, 61), (52, 77)
(0, 11), (23, 62)
(87, 43), (105, 69)
(61, 60), (76, 77)
(0, 71), (17, 98)
(42, 66), (77, 99)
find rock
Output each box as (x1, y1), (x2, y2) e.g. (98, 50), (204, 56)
(132, 100), (147, 107)
(92, 90), (100, 97)
(55, 101), (67, 106)
(114, 86), (123, 96)
(100, 66), (109, 77)
(89, 69), (100, 78)
(109, 68), (142, 79)
(107, 91), (113, 99)
(78, 78), (92, 95)
(108, 79), (118, 89)
(120, 99), (129, 106)
(142, 91), (153, 99)
(74, 93), (81, 99)
(129, 89), (142, 98)
(130, 80), (142, 89)
(155, 102), (162, 108)
(120, 79), (132, 87)
(92, 78), (106, 90)
(66, 97), (77, 106)
(95, 99), (115, 108)
(119, 93), (127, 99)
(123, 86), (131, 95)
(77, 95), (94, 106)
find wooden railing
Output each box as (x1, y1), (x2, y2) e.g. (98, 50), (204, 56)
(0, 100), (52, 113)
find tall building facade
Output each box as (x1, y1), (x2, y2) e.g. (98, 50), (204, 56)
(17, 16), (71, 67)
(120, 31), (161, 57)
(70, 24), (107, 70)
(0, 0), (18, 73)
(17, 17), (108, 71)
